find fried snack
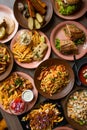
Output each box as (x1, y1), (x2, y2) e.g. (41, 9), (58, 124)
(25, 103), (64, 130)
(0, 45), (10, 74)
(38, 65), (70, 96)
(12, 31), (48, 63)
(0, 73), (33, 110)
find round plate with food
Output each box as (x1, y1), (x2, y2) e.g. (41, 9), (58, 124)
(10, 29), (51, 69)
(0, 4), (18, 43)
(34, 58), (74, 99)
(50, 21), (87, 61)
(20, 100), (67, 130)
(63, 87), (87, 130)
(0, 71), (38, 115)
(13, 0), (53, 30)
(73, 57), (87, 86)
(52, 0), (87, 20)
(0, 43), (14, 81)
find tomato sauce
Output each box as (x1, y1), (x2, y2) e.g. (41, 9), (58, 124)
(78, 64), (87, 85)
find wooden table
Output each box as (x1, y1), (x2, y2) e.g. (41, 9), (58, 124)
(0, 0), (87, 130)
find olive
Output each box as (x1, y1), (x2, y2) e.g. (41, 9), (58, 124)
(0, 26), (6, 39)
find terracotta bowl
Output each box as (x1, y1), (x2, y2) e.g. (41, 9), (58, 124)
(13, 0), (53, 29)
(34, 58), (75, 99)
(52, 0), (87, 20)
(63, 87), (87, 130)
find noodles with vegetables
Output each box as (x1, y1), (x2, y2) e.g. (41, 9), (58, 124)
(38, 65), (70, 96)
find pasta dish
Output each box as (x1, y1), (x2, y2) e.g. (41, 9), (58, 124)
(38, 65), (70, 96)
(24, 103), (64, 130)
(0, 45), (10, 74)
(0, 72), (33, 110)
(12, 30), (48, 63)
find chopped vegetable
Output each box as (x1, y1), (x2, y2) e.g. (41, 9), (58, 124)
(15, 78), (23, 86)
(28, 17), (34, 30)
(36, 13), (44, 23)
(10, 98), (25, 113)
(74, 36), (85, 45)
(35, 19), (41, 29)
(55, 38), (60, 50)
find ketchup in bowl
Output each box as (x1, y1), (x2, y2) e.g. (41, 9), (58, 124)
(10, 97), (25, 114)
(78, 64), (87, 86)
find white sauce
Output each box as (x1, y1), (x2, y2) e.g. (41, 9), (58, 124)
(22, 90), (34, 102)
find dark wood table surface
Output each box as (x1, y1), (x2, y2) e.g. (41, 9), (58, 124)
(0, 0), (87, 130)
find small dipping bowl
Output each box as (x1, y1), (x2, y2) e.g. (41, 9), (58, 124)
(78, 63), (87, 87)
(22, 90), (34, 102)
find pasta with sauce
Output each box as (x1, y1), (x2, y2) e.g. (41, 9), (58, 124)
(38, 65), (70, 96)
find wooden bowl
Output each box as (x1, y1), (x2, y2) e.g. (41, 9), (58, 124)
(63, 87), (87, 130)
(13, 0), (53, 29)
(34, 58), (75, 99)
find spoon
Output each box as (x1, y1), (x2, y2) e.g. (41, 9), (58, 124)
(73, 55), (81, 86)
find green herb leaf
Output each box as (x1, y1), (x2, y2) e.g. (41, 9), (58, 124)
(55, 38), (60, 50)
(15, 78), (23, 86)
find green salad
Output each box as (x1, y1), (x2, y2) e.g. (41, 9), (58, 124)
(56, 0), (80, 15)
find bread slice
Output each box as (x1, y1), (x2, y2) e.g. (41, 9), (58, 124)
(60, 39), (78, 54)
(64, 24), (84, 41)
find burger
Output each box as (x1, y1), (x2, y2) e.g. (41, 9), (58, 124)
(56, 0), (82, 15)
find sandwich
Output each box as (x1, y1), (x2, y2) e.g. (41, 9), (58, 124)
(63, 24), (85, 44)
(56, 0), (82, 15)
(55, 38), (78, 54)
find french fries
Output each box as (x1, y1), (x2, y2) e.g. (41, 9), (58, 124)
(0, 72), (33, 110)
(12, 30), (48, 63)
(0, 45), (10, 74)
(25, 103), (64, 130)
